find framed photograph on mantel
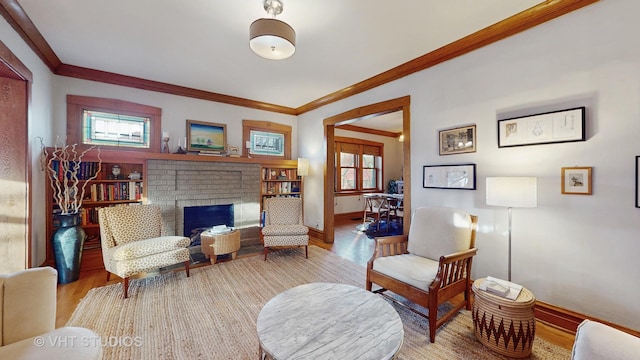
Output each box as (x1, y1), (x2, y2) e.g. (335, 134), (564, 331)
(498, 107), (586, 148)
(561, 166), (592, 195)
(439, 124), (476, 155)
(423, 164), (476, 190)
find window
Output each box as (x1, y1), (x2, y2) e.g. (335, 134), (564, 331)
(82, 110), (150, 148)
(66, 95), (162, 152)
(242, 119), (292, 159)
(335, 137), (383, 193)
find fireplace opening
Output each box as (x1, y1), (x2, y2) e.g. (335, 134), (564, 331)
(183, 204), (234, 247)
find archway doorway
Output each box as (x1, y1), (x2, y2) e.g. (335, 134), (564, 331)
(323, 96), (411, 242)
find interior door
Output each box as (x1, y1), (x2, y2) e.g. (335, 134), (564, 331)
(0, 73), (29, 271)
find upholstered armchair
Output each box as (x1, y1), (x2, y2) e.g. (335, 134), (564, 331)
(98, 204), (191, 298)
(0, 267), (102, 359)
(261, 197), (309, 260)
(366, 206), (478, 343)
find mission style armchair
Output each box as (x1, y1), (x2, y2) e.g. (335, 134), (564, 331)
(366, 206), (478, 343)
(98, 204), (191, 298)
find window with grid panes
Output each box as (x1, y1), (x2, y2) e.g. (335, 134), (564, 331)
(335, 138), (383, 193)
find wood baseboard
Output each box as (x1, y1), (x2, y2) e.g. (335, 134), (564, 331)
(308, 227), (325, 242)
(335, 211), (363, 220)
(534, 300), (640, 337)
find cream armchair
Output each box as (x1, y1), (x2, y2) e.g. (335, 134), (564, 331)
(572, 320), (640, 360)
(99, 204), (191, 298)
(0, 267), (102, 359)
(366, 206), (478, 343)
(261, 197), (309, 260)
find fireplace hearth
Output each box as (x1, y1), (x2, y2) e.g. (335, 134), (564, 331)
(184, 204), (234, 247)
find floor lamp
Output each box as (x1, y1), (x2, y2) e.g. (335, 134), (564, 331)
(486, 177), (537, 282)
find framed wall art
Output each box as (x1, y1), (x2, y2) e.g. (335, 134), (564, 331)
(186, 119), (227, 153)
(636, 157), (640, 208)
(242, 120), (291, 159)
(498, 107), (586, 148)
(561, 166), (592, 195)
(423, 164), (476, 190)
(439, 124), (476, 155)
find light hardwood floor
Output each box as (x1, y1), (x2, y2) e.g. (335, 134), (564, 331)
(55, 216), (576, 351)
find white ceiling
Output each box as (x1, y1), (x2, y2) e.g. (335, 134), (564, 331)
(16, 0), (542, 131)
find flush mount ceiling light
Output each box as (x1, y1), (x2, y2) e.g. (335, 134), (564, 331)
(249, 0), (296, 60)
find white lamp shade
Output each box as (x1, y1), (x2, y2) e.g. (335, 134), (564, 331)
(486, 177), (537, 208)
(297, 158), (309, 176)
(250, 18), (296, 60)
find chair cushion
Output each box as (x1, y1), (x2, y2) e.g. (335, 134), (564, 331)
(572, 320), (640, 360)
(263, 234), (309, 247)
(103, 205), (163, 245)
(111, 236), (190, 261)
(266, 198), (302, 225)
(407, 207), (473, 260)
(108, 247), (190, 278)
(372, 254), (439, 291)
(261, 224), (309, 236)
(0, 327), (102, 360)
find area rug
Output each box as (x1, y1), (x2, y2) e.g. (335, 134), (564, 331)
(67, 246), (570, 359)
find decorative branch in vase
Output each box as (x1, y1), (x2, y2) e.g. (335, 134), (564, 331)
(39, 137), (102, 214)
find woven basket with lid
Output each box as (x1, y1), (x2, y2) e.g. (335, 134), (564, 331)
(472, 278), (536, 358)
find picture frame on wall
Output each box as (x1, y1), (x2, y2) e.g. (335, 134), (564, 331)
(561, 166), (592, 195)
(186, 119), (227, 153)
(423, 164), (476, 190)
(439, 124), (477, 155)
(498, 107), (586, 148)
(636, 157), (640, 208)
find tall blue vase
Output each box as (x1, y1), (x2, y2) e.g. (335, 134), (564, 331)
(52, 213), (86, 284)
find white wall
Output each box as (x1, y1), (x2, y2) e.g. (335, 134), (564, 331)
(299, 0), (640, 330)
(0, 16), (55, 267)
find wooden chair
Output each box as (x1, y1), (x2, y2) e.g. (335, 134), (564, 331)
(363, 194), (390, 231)
(366, 206), (478, 343)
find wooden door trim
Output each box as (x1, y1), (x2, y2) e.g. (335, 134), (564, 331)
(0, 39), (32, 268)
(323, 96), (410, 243)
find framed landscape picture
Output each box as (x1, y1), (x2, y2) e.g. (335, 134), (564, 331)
(423, 164), (476, 190)
(498, 107), (585, 148)
(439, 125), (476, 155)
(186, 119), (227, 153)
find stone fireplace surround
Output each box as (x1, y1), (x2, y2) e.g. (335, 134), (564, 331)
(145, 160), (262, 246)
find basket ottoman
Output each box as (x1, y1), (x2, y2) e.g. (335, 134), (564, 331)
(200, 229), (241, 264)
(471, 278), (536, 358)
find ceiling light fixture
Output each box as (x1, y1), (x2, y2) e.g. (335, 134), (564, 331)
(249, 0), (296, 60)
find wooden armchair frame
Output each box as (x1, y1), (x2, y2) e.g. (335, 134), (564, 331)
(366, 215), (478, 343)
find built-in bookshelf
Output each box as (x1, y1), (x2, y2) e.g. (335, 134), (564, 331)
(260, 165), (303, 218)
(44, 149), (146, 273)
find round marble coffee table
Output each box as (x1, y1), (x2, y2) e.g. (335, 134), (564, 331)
(257, 282), (404, 360)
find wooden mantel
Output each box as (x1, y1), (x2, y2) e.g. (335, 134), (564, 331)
(80, 148), (299, 167)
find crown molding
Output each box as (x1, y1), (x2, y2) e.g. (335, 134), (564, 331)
(0, 0), (598, 115)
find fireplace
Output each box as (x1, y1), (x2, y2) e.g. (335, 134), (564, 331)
(184, 204), (234, 247)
